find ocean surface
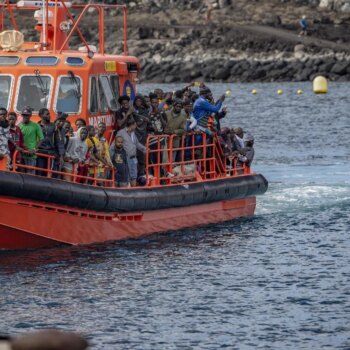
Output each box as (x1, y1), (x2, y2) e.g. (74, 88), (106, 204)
(1, 82), (349, 349)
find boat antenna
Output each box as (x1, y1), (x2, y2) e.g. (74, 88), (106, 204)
(42, 0), (47, 49)
(34, 69), (48, 104)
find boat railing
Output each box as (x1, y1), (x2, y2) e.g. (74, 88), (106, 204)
(145, 133), (250, 186)
(11, 150), (115, 187)
(3, 132), (250, 188)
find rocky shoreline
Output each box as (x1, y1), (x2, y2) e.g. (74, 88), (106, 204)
(131, 23), (350, 83)
(21, 0), (350, 82)
(117, 0), (350, 82)
(140, 56), (350, 83)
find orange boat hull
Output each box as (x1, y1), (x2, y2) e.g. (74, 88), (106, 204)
(0, 196), (256, 250)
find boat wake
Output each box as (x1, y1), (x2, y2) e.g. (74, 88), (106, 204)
(256, 182), (350, 215)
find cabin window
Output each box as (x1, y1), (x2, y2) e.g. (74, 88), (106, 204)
(26, 56), (59, 66)
(0, 75), (13, 110)
(66, 57), (85, 66)
(109, 75), (120, 101)
(89, 76), (98, 114)
(16, 75), (52, 112)
(98, 78), (108, 113)
(55, 75), (82, 114)
(0, 56), (20, 66)
(99, 76), (118, 111)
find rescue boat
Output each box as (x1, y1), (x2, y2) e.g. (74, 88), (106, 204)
(0, 0), (268, 250)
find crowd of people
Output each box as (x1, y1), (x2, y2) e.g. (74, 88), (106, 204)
(0, 83), (255, 187)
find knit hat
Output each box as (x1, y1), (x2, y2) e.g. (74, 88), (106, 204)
(199, 86), (211, 96)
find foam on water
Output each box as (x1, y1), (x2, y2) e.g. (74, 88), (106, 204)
(257, 183), (350, 215)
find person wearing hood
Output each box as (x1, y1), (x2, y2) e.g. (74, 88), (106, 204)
(63, 126), (88, 181)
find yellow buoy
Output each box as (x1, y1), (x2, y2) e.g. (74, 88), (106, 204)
(297, 89), (303, 95)
(277, 89), (283, 95)
(251, 89), (257, 95)
(313, 76), (328, 94)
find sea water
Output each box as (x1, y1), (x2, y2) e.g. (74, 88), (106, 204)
(0, 83), (349, 349)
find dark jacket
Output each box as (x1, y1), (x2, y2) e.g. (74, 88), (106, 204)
(54, 128), (66, 157)
(110, 146), (129, 184)
(38, 122), (56, 154)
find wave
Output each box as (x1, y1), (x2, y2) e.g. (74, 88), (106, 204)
(256, 183), (350, 215)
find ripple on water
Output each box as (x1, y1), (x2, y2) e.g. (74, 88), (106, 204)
(1, 83), (350, 349)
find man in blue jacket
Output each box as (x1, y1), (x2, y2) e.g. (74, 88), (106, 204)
(193, 86), (225, 136)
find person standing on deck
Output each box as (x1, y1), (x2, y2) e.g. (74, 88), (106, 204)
(147, 93), (168, 172)
(96, 121), (112, 166)
(0, 108), (13, 170)
(164, 99), (187, 162)
(183, 99), (197, 132)
(193, 86), (225, 136)
(133, 96), (150, 178)
(19, 107), (44, 174)
(110, 136), (129, 187)
(52, 113), (68, 178)
(116, 118), (146, 187)
(114, 95), (135, 131)
(237, 133), (255, 169)
(8, 112), (26, 169)
(63, 127), (89, 182)
(36, 108), (56, 176)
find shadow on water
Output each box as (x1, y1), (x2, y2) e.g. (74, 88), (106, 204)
(0, 216), (258, 274)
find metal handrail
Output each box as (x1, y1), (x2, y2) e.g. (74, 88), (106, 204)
(6, 132), (250, 189)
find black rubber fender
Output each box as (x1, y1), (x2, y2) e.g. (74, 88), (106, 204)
(0, 171), (268, 212)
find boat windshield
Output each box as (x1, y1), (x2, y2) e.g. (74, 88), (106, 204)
(16, 75), (51, 112)
(110, 75), (120, 105)
(99, 76), (118, 111)
(0, 75), (12, 110)
(56, 75), (82, 113)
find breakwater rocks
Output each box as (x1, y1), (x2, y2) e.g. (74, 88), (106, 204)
(140, 56), (350, 83)
(72, 0), (350, 82)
